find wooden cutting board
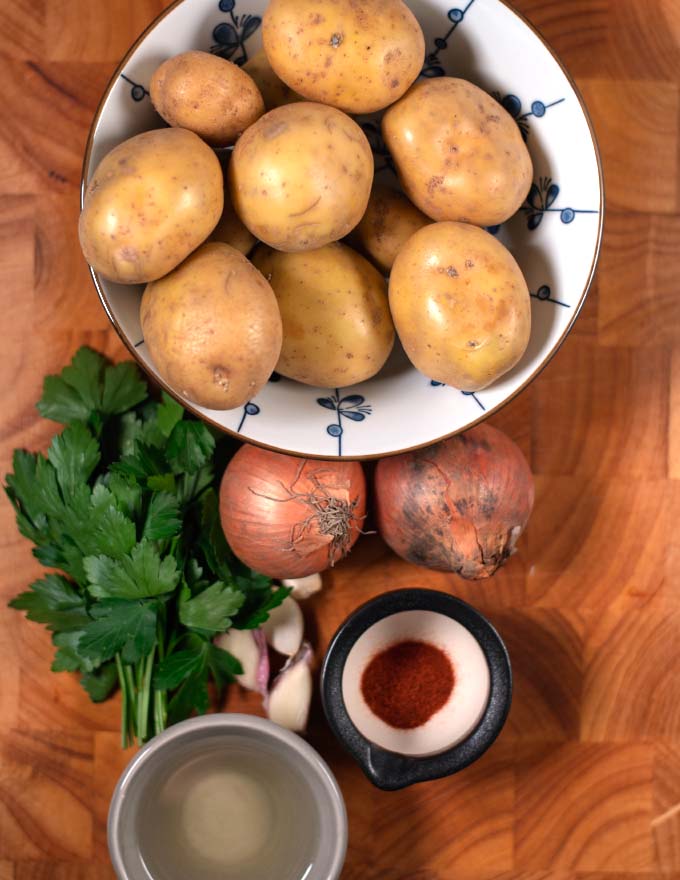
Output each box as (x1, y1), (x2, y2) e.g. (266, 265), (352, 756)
(1, 0), (679, 877)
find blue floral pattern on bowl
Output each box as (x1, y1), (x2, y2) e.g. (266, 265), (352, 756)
(317, 392), (373, 456)
(429, 381), (486, 411)
(492, 92), (565, 141)
(522, 176), (599, 230)
(211, 0), (261, 65)
(422, 0), (477, 77)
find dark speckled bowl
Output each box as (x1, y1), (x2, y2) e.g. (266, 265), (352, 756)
(320, 588), (511, 790)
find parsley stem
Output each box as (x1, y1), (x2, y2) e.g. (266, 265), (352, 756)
(124, 664), (137, 736)
(115, 653), (129, 749)
(137, 647), (155, 744)
(154, 689), (164, 736)
(154, 615), (167, 737)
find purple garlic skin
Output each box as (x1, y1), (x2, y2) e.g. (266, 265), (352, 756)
(266, 642), (313, 733)
(214, 628), (269, 695)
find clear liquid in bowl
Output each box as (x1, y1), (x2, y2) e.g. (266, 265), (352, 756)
(138, 743), (320, 880)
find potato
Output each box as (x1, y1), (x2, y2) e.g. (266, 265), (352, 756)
(243, 50), (302, 110)
(262, 0), (425, 114)
(352, 185), (430, 273)
(79, 128), (223, 284)
(251, 242), (394, 387)
(229, 102), (373, 252)
(389, 222), (530, 391)
(140, 243), (282, 410)
(209, 186), (257, 255)
(382, 78), (533, 227)
(150, 51), (264, 146)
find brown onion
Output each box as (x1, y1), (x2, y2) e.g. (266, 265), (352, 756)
(374, 424), (534, 579)
(219, 444), (366, 578)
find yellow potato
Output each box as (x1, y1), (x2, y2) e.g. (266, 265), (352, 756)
(140, 243), (282, 410)
(262, 0), (425, 114)
(389, 222), (530, 391)
(382, 77), (533, 227)
(229, 102), (373, 252)
(79, 128), (223, 284)
(352, 184), (430, 273)
(150, 50), (264, 146)
(243, 50), (302, 110)
(251, 242), (394, 387)
(209, 185), (257, 255)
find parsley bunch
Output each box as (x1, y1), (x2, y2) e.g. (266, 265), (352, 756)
(5, 348), (288, 747)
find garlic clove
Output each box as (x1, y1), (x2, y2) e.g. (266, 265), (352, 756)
(281, 572), (323, 600)
(266, 642), (313, 733)
(214, 628), (269, 695)
(262, 594), (304, 657)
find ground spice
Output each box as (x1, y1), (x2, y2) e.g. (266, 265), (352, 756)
(360, 640), (454, 729)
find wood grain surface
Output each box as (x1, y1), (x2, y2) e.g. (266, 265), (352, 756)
(0, 0), (678, 877)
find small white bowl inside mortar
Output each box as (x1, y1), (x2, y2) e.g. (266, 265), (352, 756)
(342, 610), (491, 757)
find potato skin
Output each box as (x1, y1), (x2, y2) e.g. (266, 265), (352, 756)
(209, 186), (257, 255)
(79, 128), (223, 284)
(352, 185), (430, 273)
(389, 222), (530, 391)
(382, 77), (533, 227)
(228, 102), (373, 252)
(150, 50), (264, 146)
(140, 243), (282, 410)
(262, 0), (425, 114)
(251, 242), (394, 387)
(243, 49), (302, 110)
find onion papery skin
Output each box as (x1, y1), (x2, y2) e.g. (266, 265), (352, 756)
(374, 424), (534, 579)
(220, 444), (366, 578)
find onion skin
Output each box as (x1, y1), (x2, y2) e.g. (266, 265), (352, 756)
(374, 424), (534, 578)
(219, 445), (366, 578)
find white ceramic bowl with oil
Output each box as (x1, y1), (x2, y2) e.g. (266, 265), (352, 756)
(82, 0), (603, 459)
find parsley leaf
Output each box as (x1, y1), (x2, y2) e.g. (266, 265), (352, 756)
(237, 585), (292, 629)
(60, 348), (106, 412)
(9, 574), (89, 632)
(207, 643), (243, 689)
(157, 392), (184, 438)
(101, 361), (147, 415)
(154, 648), (207, 690)
(113, 442), (169, 481)
(80, 662), (118, 702)
(179, 581), (244, 633)
(5, 451), (49, 543)
(167, 667), (210, 724)
(38, 375), (93, 425)
(107, 473), (143, 521)
(197, 489), (235, 582)
(78, 599), (157, 664)
(142, 492), (182, 541)
(36, 347), (147, 428)
(47, 423), (100, 498)
(147, 473), (177, 494)
(52, 630), (99, 672)
(84, 541), (180, 600)
(6, 452), (64, 537)
(60, 484), (137, 560)
(167, 422), (215, 475)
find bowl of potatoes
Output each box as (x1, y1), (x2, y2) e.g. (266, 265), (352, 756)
(81, 0), (603, 459)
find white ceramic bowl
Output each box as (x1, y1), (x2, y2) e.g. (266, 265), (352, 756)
(82, 0), (603, 459)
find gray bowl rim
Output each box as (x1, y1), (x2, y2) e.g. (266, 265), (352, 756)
(107, 713), (348, 880)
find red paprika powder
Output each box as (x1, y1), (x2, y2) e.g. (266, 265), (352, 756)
(360, 640), (454, 729)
